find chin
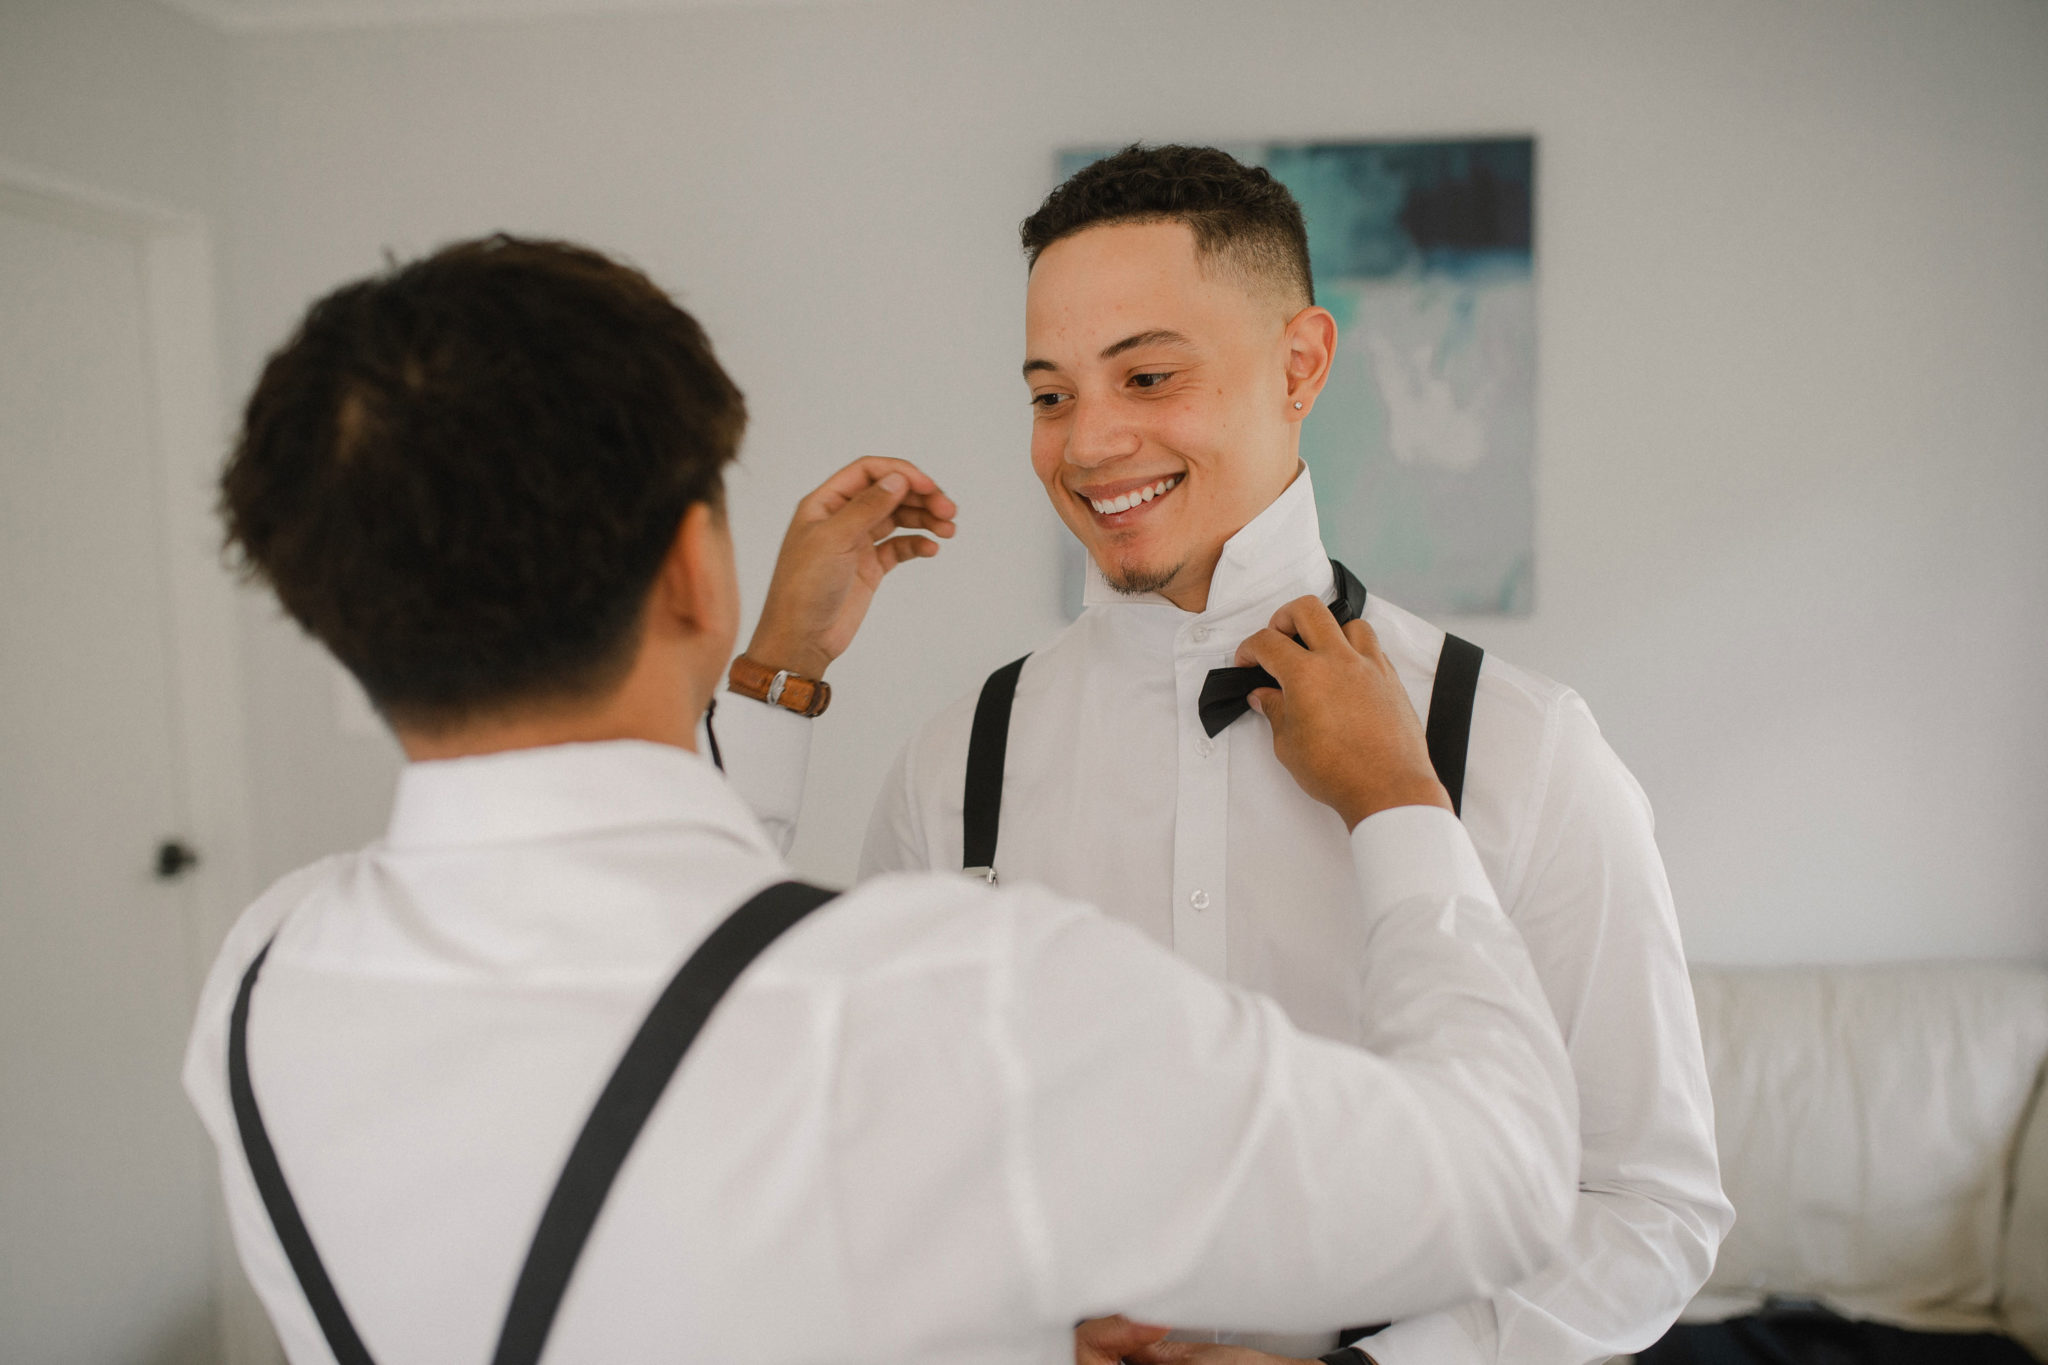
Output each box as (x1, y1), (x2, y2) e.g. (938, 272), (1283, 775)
(1098, 552), (1182, 598)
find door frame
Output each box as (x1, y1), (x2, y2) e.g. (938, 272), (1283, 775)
(0, 159), (274, 1365)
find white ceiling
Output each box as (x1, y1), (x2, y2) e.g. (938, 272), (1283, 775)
(155, 0), (865, 33)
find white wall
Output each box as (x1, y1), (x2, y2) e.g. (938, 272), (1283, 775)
(215, 0), (2048, 966)
(0, 0), (229, 213)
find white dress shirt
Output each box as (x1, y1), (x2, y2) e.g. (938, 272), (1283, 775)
(184, 738), (1579, 1364)
(852, 470), (1733, 1364)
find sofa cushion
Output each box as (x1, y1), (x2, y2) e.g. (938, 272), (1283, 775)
(1689, 965), (2048, 1333)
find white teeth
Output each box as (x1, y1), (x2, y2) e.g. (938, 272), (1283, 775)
(1088, 475), (1179, 515)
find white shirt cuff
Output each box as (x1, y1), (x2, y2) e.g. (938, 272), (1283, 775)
(1348, 803), (1496, 922)
(706, 686), (812, 852)
(1349, 1311), (1488, 1365)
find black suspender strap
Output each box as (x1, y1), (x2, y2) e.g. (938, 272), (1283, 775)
(229, 939), (374, 1365)
(491, 878), (835, 1364)
(1424, 633), (1485, 818)
(961, 655), (1027, 883)
(229, 878), (839, 1365)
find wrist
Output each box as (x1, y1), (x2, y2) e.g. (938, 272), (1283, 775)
(1335, 779), (1453, 830)
(727, 654), (832, 718)
(742, 632), (833, 681)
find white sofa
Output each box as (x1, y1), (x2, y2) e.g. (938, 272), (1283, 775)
(1673, 963), (2048, 1360)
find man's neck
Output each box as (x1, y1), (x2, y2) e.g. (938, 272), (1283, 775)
(1158, 547), (1225, 614)
(1150, 460), (1312, 615)
(394, 647), (714, 763)
(397, 704), (698, 763)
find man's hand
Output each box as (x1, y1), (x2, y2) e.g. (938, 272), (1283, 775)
(1124, 1344), (1322, 1365)
(1075, 1315), (1172, 1365)
(745, 457), (956, 679)
(1235, 596), (1451, 829)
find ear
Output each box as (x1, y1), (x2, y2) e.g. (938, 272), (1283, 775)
(1281, 305), (1338, 421)
(651, 500), (738, 648)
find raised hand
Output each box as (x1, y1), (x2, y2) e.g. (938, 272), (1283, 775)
(1233, 596), (1450, 829)
(745, 456), (957, 678)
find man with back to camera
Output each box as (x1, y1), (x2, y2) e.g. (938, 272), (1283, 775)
(846, 147), (1735, 1363)
(182, 235), (1582, 1365)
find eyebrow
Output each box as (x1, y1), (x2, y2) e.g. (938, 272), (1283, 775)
(1021, 329), (1196, 378)
(1100, 328), (1193, 360)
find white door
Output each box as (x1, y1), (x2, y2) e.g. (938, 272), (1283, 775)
(0, 194), (221, 1362)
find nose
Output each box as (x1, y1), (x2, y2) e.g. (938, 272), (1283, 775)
(1065, 394), (1142, 470)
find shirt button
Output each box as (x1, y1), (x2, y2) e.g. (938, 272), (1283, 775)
(1191, 625), (1212, 643)
(1194, 736), (1214, 758)
(1190, 889), (1210, 910)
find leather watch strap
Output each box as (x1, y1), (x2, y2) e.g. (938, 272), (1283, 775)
(727, 655), (831, 718)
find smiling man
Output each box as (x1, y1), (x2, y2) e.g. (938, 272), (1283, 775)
(859, 146), (1733, 1364)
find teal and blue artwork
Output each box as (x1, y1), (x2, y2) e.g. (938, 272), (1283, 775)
(1057, 140), (1537, 616)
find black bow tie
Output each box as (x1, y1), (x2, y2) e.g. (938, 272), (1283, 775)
(1196, 559), (1367, 738)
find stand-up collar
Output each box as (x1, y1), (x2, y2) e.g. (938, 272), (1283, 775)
(1079, 464), (1333, 632)
(385, 739), (773, 854)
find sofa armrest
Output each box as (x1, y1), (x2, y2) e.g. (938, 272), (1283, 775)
(2003, 1057), (2048, 1361)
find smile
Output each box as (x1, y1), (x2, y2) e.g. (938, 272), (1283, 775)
(1083, 475), (1180, 517)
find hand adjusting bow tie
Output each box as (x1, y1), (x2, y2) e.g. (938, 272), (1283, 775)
(1196, 559), (1367, 739)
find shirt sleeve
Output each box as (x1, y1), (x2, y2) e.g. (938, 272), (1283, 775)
(858, 689), (975, 879)
(1001, 805), (1581, 1335)
(1362, 696), (1734, 1365)
(703, 686), (813, 857)
(858, 740), (930, 878)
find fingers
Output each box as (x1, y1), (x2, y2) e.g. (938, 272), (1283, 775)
(1341, 617), (1383, 659)
(1123, 1341), (1206, 1364)
(1074, 1315), (1173, 1362)
(873, 533), (939, 572)
(811, 455), (938, 503)
(1233, 624), (1307, 682)
(1267, 593), (1355, 654)
(835, 478), (958, 551)
(828, 472), (917, 547)
(808, 457), (956, 520)
(1257, 596), (1387, 669)
(883, 502), (957, 537)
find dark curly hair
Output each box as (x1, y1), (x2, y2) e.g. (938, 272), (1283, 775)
(1021, 144), (1314, 309)
(220, 235), (746, 730)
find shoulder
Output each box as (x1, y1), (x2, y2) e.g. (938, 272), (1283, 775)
(181, 851), (359, 1123)
(1362, 596), (1649, 893)
(209, 853), (360, 985)
(1362, 594), (1578, 737)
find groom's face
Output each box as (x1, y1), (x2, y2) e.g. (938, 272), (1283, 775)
(1022, 220), (1304, 606)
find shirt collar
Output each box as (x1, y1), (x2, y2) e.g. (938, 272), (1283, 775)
(1079, 463), (1333, 625)
(384, 739), (775, 855)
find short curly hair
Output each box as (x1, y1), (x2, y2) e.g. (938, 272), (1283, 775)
(1021, 144), (1314, 310)
(220, 235), (745, 730)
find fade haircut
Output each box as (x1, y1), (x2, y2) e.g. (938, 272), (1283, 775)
(1020, 144), (1315, 312)
(220, 235), (746, 731)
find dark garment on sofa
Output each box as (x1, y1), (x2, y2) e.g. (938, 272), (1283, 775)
(1639, 1302), (2041, 1365)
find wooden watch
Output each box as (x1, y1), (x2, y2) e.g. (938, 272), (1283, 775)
(727, 655), (832, 718)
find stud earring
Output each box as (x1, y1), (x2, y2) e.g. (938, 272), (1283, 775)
(1293, 401), (1304, 410)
